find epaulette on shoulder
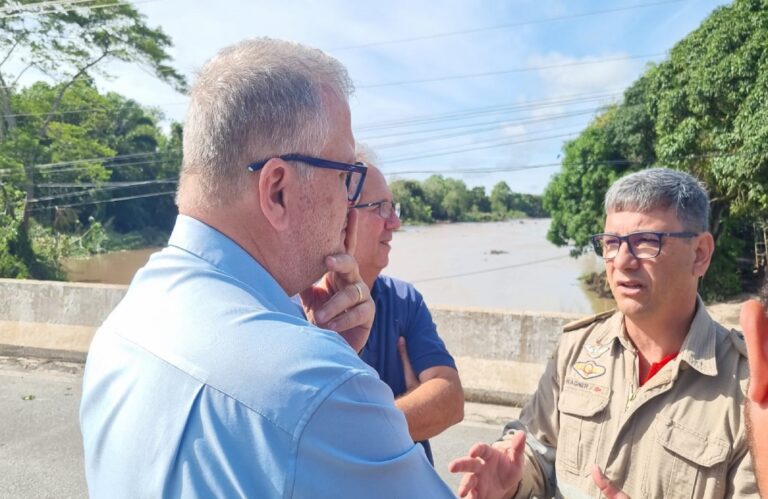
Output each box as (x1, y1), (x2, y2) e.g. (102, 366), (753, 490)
(563, 309), (616, 333)
(727, 328), (748, 358)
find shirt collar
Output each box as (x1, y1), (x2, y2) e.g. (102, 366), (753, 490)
(167, 215), (303, 318)
(599, 296), (718, 377)
(676, 296), (718, 376)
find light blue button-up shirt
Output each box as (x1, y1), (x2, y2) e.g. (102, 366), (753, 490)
(80, 215), (453, 498)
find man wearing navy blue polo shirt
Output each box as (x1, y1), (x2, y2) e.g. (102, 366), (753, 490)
(353, 150), (464, 465)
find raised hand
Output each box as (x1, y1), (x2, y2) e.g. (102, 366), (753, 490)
(448, 430), (526, 499)
(301, 209), (374, 352)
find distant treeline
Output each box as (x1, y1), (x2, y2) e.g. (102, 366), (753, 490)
(389, 175), (547, 224)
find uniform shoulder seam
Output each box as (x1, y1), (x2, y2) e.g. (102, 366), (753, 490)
(562, 309), (616, 333)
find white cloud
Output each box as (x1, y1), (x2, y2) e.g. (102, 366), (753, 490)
(528, 51), (643, 97)
(18, 0), (722, 194)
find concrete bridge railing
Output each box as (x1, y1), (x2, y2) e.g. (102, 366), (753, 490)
(0, 278), (582, 405)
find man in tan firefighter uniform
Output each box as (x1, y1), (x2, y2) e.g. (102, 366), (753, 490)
(450, 168), (757, 498)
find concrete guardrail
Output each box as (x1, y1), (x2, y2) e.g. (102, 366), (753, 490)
(0, 278), (583, 405)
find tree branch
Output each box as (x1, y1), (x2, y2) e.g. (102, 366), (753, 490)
(38, 50), (111, 136)
(0, 72), (15, 138)
(0, 39), (19, 70)
(10, 62), (33, 87)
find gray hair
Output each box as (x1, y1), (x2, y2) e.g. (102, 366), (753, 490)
(355, 142), (379, 167)
(604, 168), (710, 231)
(179, 38), (354, 208)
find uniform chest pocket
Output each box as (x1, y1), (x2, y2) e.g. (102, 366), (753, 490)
(556, 384), (610, 476)
(642, 413), (729, 499)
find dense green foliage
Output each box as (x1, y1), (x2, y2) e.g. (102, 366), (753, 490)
(0, 1), (184, 279)
(543, 0), (768, 300)
(390, 175), (547, 224)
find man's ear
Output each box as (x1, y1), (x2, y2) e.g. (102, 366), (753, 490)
(693, 231), (715, 277)
(258, 159), (291, 231)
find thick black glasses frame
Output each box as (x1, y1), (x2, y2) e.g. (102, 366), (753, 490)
(247, 153), (368, 203)
(590, 231), (699, 259)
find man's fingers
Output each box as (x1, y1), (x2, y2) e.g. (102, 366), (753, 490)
(314, 280), (370, 326)
(456, 472), (478, 498)
(324, 253), (357, 279)
(344, 208), (358, 255)
(326, 299), (373, 333)
(741, 299), (768, 403)
(508, 430), (526, 461)
(448, 456), (485, 475)
(592, 465), (629, 499)
(468, 442), (500, 461)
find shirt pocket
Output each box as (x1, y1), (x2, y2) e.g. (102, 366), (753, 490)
(643, 413), (729, 499)
(556, 384), (610, 476)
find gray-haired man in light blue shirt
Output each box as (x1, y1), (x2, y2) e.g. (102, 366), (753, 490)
(79, 38), (453, 498)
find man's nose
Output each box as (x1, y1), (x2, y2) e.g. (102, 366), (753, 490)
(612, 240), (639, 269)
(386, 211), (401, 230)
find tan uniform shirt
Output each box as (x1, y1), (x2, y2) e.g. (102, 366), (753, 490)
(504, 298), (757, 498)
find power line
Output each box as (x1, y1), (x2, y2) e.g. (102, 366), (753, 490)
(385, 131), (580, 164)
(331, 0), (685, 51)
(362, 108), (602, 148)
(0, 0), (160, 19)
(33, 151), (173, 170)
(20, 150), (764, 206)
(37, 180), (177, 188)
(357, 53), (663, 89)
(28, 189), (176, 211)
(411, 255), (572, 284)
(354, 90), (622, 132)
(2, 100), (187, 119)
(384, 161), (563, 176)
(29, 178), (177, 203)
(0, 0), (94, 14)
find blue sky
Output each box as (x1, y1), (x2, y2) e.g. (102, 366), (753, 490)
(97, 0), (729, 194)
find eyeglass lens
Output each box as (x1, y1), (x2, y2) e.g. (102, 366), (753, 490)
(595, 233), (662, 259)
(346, 171), (363, 202)
(378, 201), (401, 219)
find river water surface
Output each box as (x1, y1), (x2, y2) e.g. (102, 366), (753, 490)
(63, 219), (615, 314)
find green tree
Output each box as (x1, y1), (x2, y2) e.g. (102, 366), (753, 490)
(421, 175), (450, 220)
(490, 181), (512, 215)
(390, 179), (432, 224)
(542, 0), (768, 298)
(0, 0), (185, 278)
(440, 177), (472, 222)
(469, 186), (490, 213)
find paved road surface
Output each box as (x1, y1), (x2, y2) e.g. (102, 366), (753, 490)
(0, 356), (519, 498)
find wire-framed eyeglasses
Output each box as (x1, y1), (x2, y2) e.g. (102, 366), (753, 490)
(590, 231), (699, 260)
(353, 200), (401, 220)
(247, 153), (367, 204)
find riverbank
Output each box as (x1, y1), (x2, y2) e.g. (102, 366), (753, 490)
(60, 219), (757, 322)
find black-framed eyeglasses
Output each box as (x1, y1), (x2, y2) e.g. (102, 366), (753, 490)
(591, 231), (699, 260)
(353, 200), (401, 220)
(247, 153), (367, 204)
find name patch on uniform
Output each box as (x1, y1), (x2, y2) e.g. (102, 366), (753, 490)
(572, 360), (606, 380)
(584, 343), (611, 359)
(564, 377), (609, 396)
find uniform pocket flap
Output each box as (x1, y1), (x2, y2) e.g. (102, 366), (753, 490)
(653, 414), (729, 467)
(558, 383), (610, 417)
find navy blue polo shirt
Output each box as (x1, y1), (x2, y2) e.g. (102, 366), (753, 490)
(360, 275), (457, 464)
